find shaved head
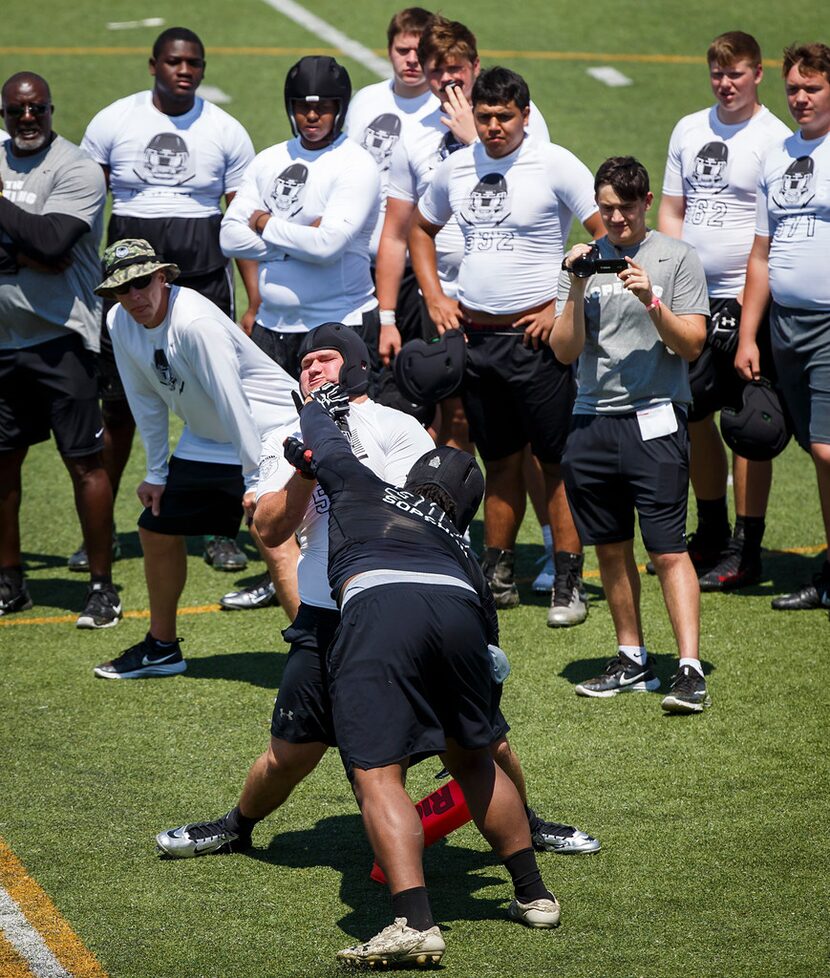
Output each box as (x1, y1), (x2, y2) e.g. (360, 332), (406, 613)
(1, 72), (51, 104)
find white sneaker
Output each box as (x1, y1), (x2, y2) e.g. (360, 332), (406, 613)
(336, 918), (445, 967)
(507, 896), (561, 929)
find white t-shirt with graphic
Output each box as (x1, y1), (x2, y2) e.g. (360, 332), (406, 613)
(419, 135), (597, 314)
(108, 285), (297, 487)
(257, 399), (434, 608)
(756, 130), (830, 310)
(661, 105), (790, 297)
(345, 80), (439, 258)
(220, 134), (379, 332)
(387, 101), (550, 298)
(82, 91), (255, 218)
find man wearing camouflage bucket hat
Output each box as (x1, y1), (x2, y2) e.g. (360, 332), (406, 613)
(91, 239), (299, 680)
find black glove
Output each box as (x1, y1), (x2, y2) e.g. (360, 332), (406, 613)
(710, 297), (741, 354)
(283, 436), (317, 479)
(291, 389), (305, 415)
(309, 381), (350, 425)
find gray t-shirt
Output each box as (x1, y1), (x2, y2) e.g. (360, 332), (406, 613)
(0, 135), (106, 352)
(556, 230), (709, 414)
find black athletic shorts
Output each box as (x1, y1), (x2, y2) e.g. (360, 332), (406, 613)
(461, 330), (575, 463)
(688, 297), (773, 423)
(327, 583), (501, 777)
(251, 311), (381, 382)
(137, 456), (244, 537)
(0, 333), (103, 456)
(562, 408), (690, 554)
(270, 603), (341, 745)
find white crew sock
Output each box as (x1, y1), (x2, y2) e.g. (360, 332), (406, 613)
(619, 645), (647, 666)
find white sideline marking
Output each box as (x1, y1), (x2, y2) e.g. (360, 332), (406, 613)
(259, 0), (392, 78)
(0, 886), (71, 977)
(200, 85), (232, 104)
(106, 17), (165, 31)
(587, 66), (632, 87)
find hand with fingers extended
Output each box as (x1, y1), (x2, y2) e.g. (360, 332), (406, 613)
(283, 436), (317, 480)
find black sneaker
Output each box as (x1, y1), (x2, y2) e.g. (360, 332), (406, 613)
(156, 812), (252, 858)
(94, 634), (186, 679)
(0, 572), (33, 616)
(771, 573), (830, 611)
(203, 536), (247, 571)
(575, 653), (660, 698)
(661, 665), (711, 714)
(698, 544), (762, 592)
(528, 808), (600, 854)
(480, 547), (520, 609)
(76, 582), (122, 629)
(646, 529), (729, 576)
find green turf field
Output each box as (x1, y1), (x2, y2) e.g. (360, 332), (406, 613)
(2, 3), (829, 977)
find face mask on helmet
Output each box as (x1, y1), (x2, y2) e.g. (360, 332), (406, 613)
(404, 447), (484, 533)
(298, 322), (370, 397)
(284, 56), (352, 139)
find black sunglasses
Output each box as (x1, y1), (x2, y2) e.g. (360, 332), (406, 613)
(112, 273), (155, 296)
(3, 103), (50, 118)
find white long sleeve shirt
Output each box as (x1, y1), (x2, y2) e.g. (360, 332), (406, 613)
(108, 285), (297, 487)
(220, 134), (379, 332)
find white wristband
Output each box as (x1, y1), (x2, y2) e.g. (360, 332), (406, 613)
(379, 309), (397, 327)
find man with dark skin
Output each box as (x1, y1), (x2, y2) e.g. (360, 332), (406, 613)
(0, 72), (116, 626)
(80, 27), (259, 575)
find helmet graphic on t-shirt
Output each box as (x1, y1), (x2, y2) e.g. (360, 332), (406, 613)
(775, 155), (815, 208)
(271, 163), (309, 216)
(689, 140), (729, 191)
(137, 132), (195, 186)
(460, 173), (510, 226)
(361, 113), (402, 169)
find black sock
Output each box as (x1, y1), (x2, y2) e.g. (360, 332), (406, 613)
(503, 847), (553, 903)
(821, 560), (830, 582)
(0, 565), (23, 588)
(733, 515), (765, 555)
(696, 497), (730, 539)
(90, 574), (112, 586)
(391, 886), (434, 931)
(223, 805), (258, 837)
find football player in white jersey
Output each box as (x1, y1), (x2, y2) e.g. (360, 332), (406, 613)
(736, 43), (830, 612)
(81, 27), (258, 575)
(155, 324), (600, 866)
(411, 67), (603, 626)
(659, 31), (791, 593)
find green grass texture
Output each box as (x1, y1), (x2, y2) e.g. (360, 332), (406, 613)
(2, 3), (829, 976)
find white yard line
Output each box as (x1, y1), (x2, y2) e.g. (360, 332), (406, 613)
(0, 886), (72, 978)
(586, 66), (633, 87)
(259, 0), (391, 78)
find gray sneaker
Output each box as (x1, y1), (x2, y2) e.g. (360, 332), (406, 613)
(219, 574), (277, 610)
(203, 536), (248, 571)
(156, 813), (251, 858)
(480, 547), (520, 609)
(547, 551), (587, 627)
(507, 896), (561, 928)
(68, 526), (121, 572)
(336, 918), (445, 968)
(528, 809), (600, 854)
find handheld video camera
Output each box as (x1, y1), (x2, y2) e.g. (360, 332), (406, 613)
(564, 245), (628, 279)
